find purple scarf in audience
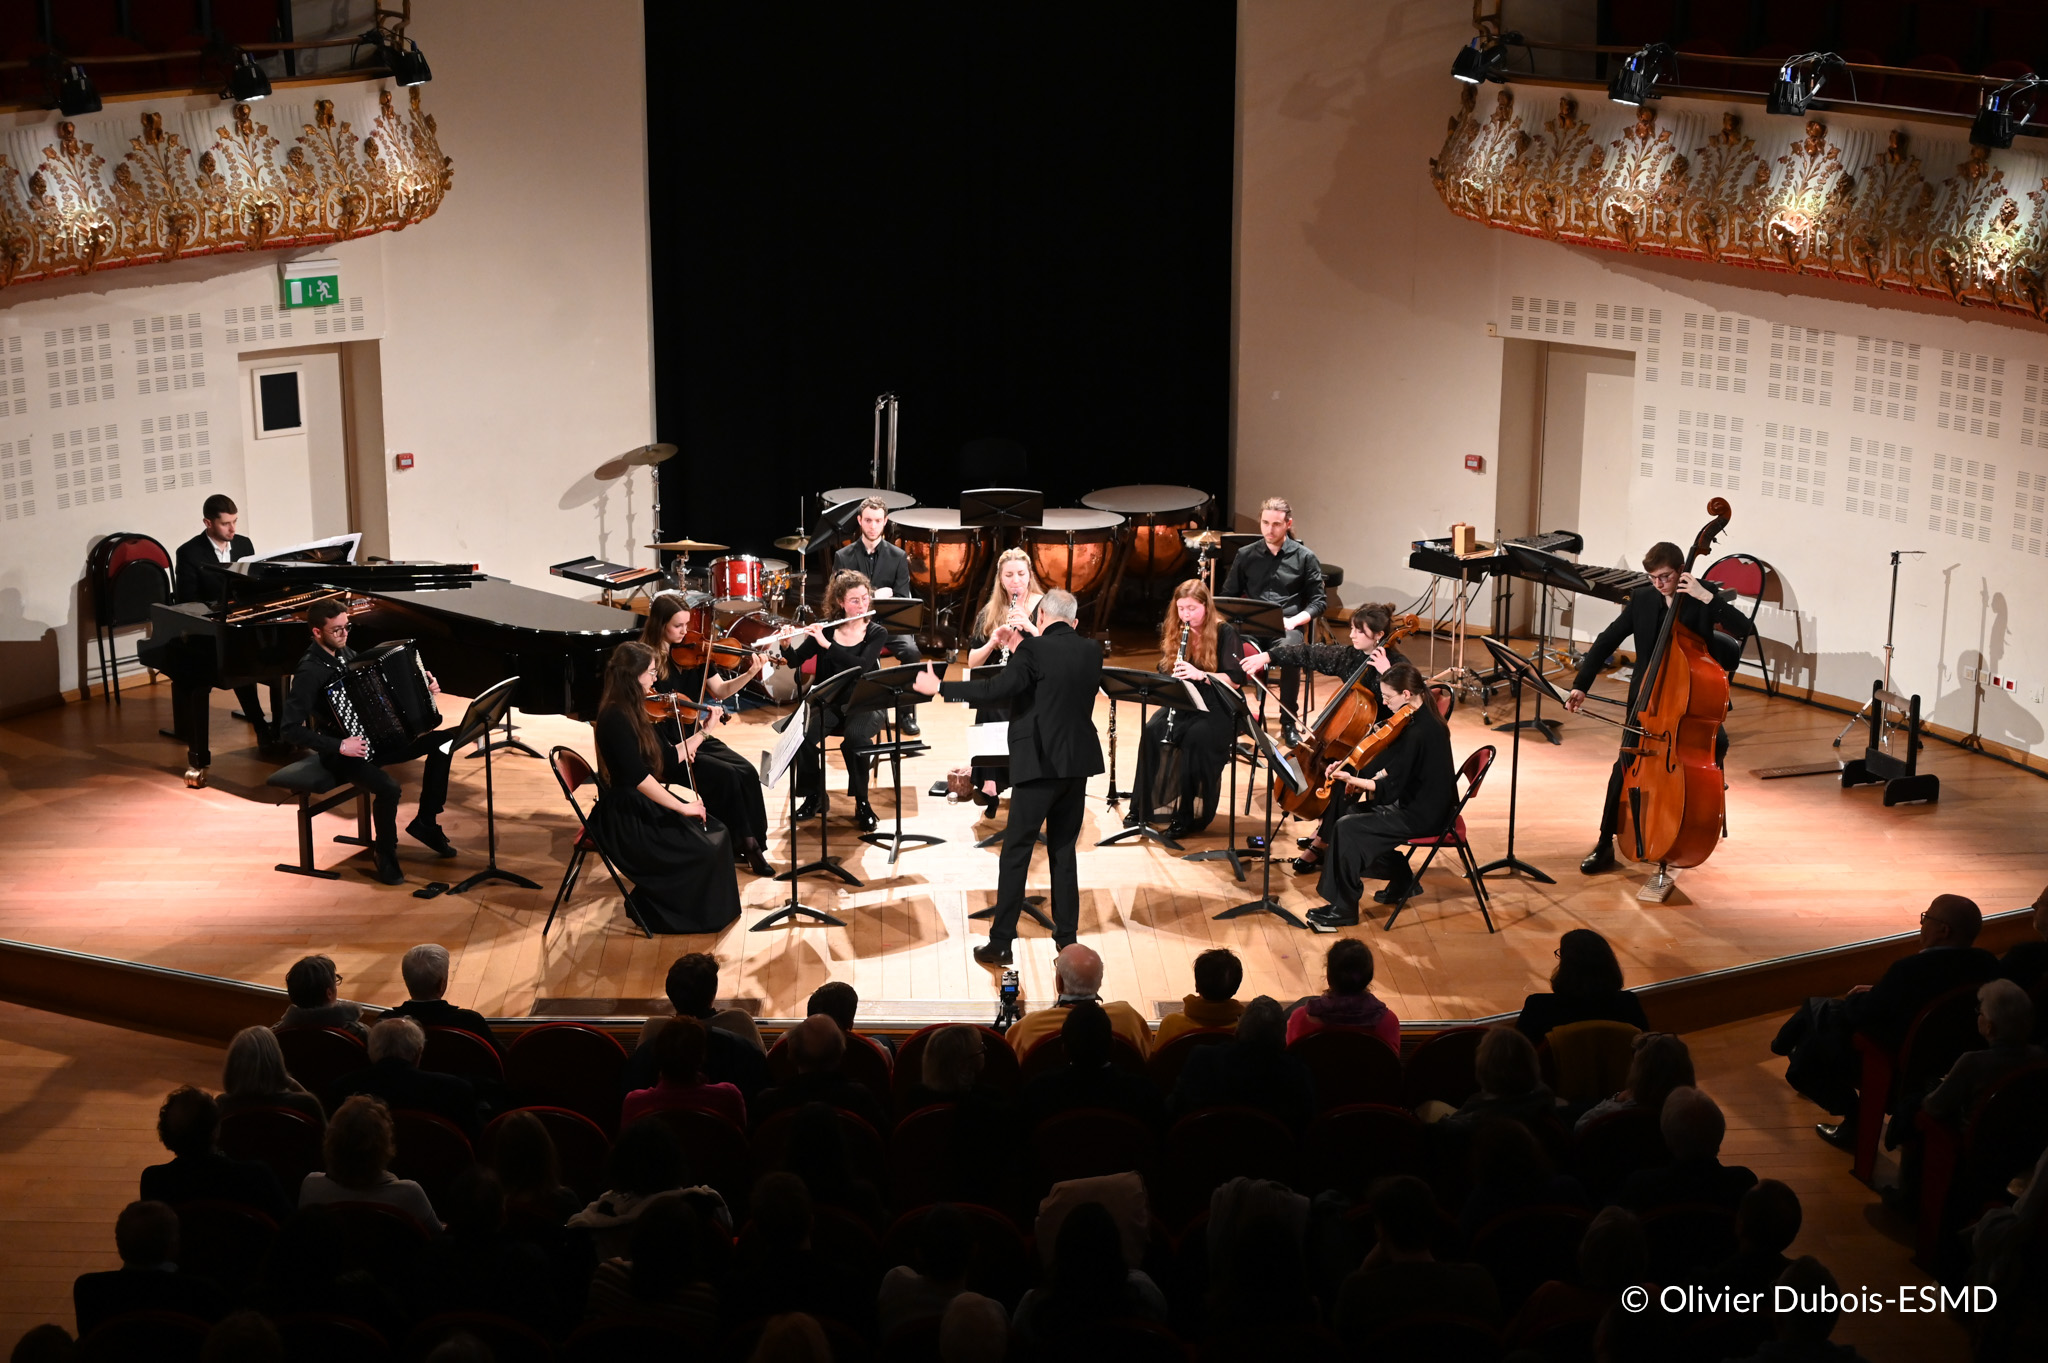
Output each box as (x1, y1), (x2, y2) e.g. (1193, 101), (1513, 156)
(1305, 990), (1390, 1029)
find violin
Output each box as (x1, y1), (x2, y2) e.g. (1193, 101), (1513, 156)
(1617, 497), (1733, 870)
(1312, 700), (1420, 804)
(642, 691), (719, 728)
(1274, 612), (1424, 820)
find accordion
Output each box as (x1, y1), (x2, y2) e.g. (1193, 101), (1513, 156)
(324, 639), (442, 759)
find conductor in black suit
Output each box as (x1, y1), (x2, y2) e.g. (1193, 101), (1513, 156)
(833, 497), (925, 734)
(161, 493), (276, 745)
(1564, 540), (1753, 874)
(914, 589), (1102, 965)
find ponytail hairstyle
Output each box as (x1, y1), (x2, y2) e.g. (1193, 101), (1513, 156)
(1379, 661), (1445, 729)
(597, 642), (666, 783)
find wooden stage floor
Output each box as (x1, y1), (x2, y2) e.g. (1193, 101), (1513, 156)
(3, 640), (2043, 1028)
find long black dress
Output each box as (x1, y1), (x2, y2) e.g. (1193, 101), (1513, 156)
(785, 623), (889, 801)
(656, 662), (770, 853)
(1125, 623), (1246, 835)
(589, 708), (742, 935)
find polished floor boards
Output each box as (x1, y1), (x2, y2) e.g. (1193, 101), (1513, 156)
(2, 642), (2043, 1025)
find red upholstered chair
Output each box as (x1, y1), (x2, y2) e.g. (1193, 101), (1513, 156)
(1161, 1106), (1297, 1226)
(1146, 1027), (1235, 1097)
(174, 1199), (277, 1298)
(1031, 1107), (1157, 1186)
(1286, 1026), (1402, 1112)
(420, 1025), (504, 1084)
(767, 1028), (894, 1109)
(1401, 1026), (1487, 1109)
(546, 745), (646, 939)
(1849, 984), (1984, 1184)
(1470, 1203), (1593, 1314)
(86, 533), (174, 702)
(888, 1103), (960, 1212)
(1701, 553), (1782, 695)
(486, 1105), (610, 1203)
(645, 1106), (752, 1210)
(1016, 1031), (1148, 1083)
(389, 1109), (475, 1207)
(1388, 745), (1498, 932)
(1303, 1103), (1424, 1197)
(324, 1200), (432, 1272)
(1914, 1062), (2048, 1267)
(750, 1105), (886, 1186)
(892, 1023), (1020, 1114)
(881, 1204), (1038, 1311)
(218, 1104), (325, 1193)
(505, 1021), (628, 1133)
(275, 1025), (369, 1098)
(1571, 1106), (1671, 1204)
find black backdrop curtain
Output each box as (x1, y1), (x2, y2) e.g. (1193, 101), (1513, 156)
(645, 1), (1237, 561)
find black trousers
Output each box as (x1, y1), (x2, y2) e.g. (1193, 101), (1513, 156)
(983, 775), (1088, 947)
(1598, 725), (1731, 838)
(885, 633), (922, 718)
(684, 734), (769, 847)
(320, 728), (455, 851)
(796, 711), (882, 801)
(1317, 804), (1428, 913)
(1274, 626), (1305, 725)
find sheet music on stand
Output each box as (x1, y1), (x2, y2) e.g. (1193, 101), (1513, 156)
(1179, 678), (1208, 713)
(765, 699), (808, 789)
(967, 721), (1009, 764)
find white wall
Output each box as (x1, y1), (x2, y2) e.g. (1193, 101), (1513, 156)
(1237, 0), (2048, 763)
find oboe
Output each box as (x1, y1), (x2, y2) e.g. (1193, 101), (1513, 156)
(1164, 621), (1191, 737)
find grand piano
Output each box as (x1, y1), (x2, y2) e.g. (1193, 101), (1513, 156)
(146, 543), (641, 786)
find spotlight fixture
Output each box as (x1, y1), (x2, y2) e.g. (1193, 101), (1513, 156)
(1608, 42), (1673, 107)
(1451, 35), (1517, 86)
(1971, 76), (2042, 149)
(363, 30), (432, 86)
(1767, 52), (1849, 117)
(51, 59), (102, 117)
(223, 49), (272, 102)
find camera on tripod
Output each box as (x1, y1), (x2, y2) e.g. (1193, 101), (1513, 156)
(993, 968), (1022, 1031)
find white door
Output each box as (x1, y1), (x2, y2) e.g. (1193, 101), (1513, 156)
(238, 348), (347, 548)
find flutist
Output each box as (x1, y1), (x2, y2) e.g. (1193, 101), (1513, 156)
(784, 570), (890, 833)
(1121, 579), (1247, 841)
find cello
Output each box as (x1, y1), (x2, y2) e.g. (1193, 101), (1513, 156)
(1617, 497), (1733, 873)
(1275, 613), (1421, 820)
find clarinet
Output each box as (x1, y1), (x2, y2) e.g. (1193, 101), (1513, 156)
(1164, 621), (1191, 738)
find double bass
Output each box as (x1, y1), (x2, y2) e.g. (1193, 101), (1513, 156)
(1276, 613), (1421, 820)
(1617, 497), (1733, 870)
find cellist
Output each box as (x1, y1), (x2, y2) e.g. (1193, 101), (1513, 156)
(1308, 662), (1456, 932)
(1564, 541), (1752, 874)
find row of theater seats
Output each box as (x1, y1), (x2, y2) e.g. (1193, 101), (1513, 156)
(1, 0), (285, 103)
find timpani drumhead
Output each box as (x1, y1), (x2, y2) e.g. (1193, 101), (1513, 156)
(821, 487), (917, 511)
(1080, 485), (1208, 516)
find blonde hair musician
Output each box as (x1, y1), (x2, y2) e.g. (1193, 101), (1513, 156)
(953, 549), (1048, 812)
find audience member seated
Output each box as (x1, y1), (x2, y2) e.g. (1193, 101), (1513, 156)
(1012, 1201), (1167, 1357)
(940, 1293), (1009, 1362)
(1004, 944), (1153, 1059)
(1167, 995), (1315, 1134)
(275, 954), (367, 1039)
(1020, 1002), (1165, 1129)
(1205, 1210), (1321, 1342)
(1514, 928), (1649, 1047)
(782, 1100), (889, 1231)
(72, 1200), (228, 1337)
(1285, 938), (1400, 1052)
(568, 1118), (700, 1260)
(1156, 947), (1246, 1045)
(1923, 979), (2043, 1125)
(200, 1311), (283, 1359)
(140, 1086), (292, 1223)
(1428, 1026), (1558, 1141)
(490, 1109), (584, 1226)
(12, 1325), (73, 1363)
(1996, 881), (2048, 993)
(621, 953), (771, 1101)
(1458, 1116), (1590, 1238)
(299, 1095), (443, 1230)
(1504, 1205), (1646, 1355)
(1574, 1031), (1694, 1133)
(1036, 1171), (1153, 1275)
(583, 1187), (722, 1334)
(218, 1025), (326, 1127)
(1333, 1175), (1499, 1345)
(878, 1201), (971, 1337)
(384, 944), (503, 1053)
(410, 1168), (562, 1335)
(1691, 1179), (1803, 1359)
(1621, 1086), (1757, 1213)
(898, 1024), (1025, 1212)
(1730, 1256), (1872, 1363)
(752, 1015), (891, 1133)
(808, 980), (894, 1056)
(1968, 1140), (2048, 1338)
(748, 1313), (832, 1363)
(622, 1015), (748, 1131)
(728, 1172), (872, 1328)
(1773, 894), (1999, 1148)
(327, 1017), (483, 1140)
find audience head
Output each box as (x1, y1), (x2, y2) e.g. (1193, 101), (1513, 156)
(752, 1171), (814, 1252)
(921, 1025), (986, 1094)
(400, 944), (452, 1001)
(664, 953), (720, 1017)
(655, 1014), (709, 1085)
(284, 954), (341, 1009)
(607, 1118), (687, 1198)
(1624, 1032), (1695, 1114)
(441, 1167), (506, 1238)
(1060, 999), (1113, 1069)
(1324, 938), (1375, 996)
(1054, 943), (1105, 999)
(629, 1190), (709, 1300)
(806, 981), (860, 1034)
(1551, 928), (1625, 996)
(1368, 1175), (1439, 1254)
(1978, 977), (2034, 1046)
(1774, 1257), (1845, 1344)
(1738, 1179), (1803, 1255)
(1235, 996), (1286, 1051)
(488, 1109), (564, 1203)
(201, 1310), (283, 1363)
(1920, 893), (1983, 948)
(915, 1203), (971, 1285)
(10, 1325), (74, 1363)
(114, 1199), (179, 1267)
(940, 1293), (1008, 1363)
(749, 1313), (831, 1363)
(788, 1013), (846, 1074)
(1576, 1206), (1648, 1292)
(222, 1026), (293, 1099)
(1470, 1115), (1550, 1189)
(367, 1016), (426, 1066)
(324, 1095), (396, 1190)
(1192, 948), (1243, 1003)
(1048, 1200), (1127, 1313)
(1474, 1025), (1541, 1099)
(1659, 1085), (1727, 1162)
(156, 1085), (220, 1158)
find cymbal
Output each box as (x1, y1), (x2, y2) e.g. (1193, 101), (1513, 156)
(772, 535), (810, 552)
(648, 539), (727, 553)
(621, 442), (680, 466)
(1182, 529), (1223, 549)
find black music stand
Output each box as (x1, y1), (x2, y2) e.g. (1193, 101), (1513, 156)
(450, 677), (542, 895)
(1095, 665), (1208, 852)
(1499, 543), (1598, 746)
(805, 499), (863, 556)
(469, 709), (543, 760)
(1214, 724), (1307, 928)
(1474, 637), (1559, 884)
(848, 662), (947, 865)
(960, 488), (1044, 531)
(760, 667), (864, 929)
(1213, 597), (1290, 746)
(1183, 683), (1261, 882)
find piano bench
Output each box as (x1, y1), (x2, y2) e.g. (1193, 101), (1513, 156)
(267, 756), (374, 879)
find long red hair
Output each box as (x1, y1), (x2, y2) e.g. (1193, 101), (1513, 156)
(1157, 579), (1221, 673)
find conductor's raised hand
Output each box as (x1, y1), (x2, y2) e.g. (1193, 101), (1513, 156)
(1564, 688), (1587, 713)
(910, 662), (941, 697)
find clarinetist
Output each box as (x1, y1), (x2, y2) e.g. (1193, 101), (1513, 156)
(1121, 579), (1246, 842)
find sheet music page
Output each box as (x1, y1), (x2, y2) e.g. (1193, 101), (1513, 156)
(765, 701), (808, 788)
(1181, 679), (1208, 712)
(967, 721), (1009, 762)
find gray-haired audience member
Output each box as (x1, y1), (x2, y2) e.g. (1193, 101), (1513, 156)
(385, 943), (503, 1053)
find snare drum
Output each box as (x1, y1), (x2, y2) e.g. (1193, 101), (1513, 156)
(725, 609), (800, 701)
(890, 508), (990, 598)
(1023, 509), (1124, 615)
(708, 554), (765, 610)
(1081, 484), (1210, 581)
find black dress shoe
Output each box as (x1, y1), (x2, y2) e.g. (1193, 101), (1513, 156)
(1296, 836), (1318, 851)
(406, 818), (458, 858)
(1372, 880), (1415, 905)
(1282, 724), (1301, 747)
(899, 713), (921, 737)
(1815, 1120), (1858, 1151)
(1289, 854), (1323, 875)
(853, 799), (880, 832)
(1306, 904), (1358, 932)
(973, 941), (1014, 966)
(743, 845), (777, 877)
(794, 794), (827, 821)
(370, 848), (406, 886)
(1580, 836), (1617, 875)
(1163, 821), (1193, 842)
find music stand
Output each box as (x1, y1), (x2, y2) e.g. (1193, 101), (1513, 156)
(805, 499), (864, 556)
(1499, 543), (1600, 746)
(1212, 596), (1290, 738)
(1213, 723), (1307, 928)
(469, 708), (543, 760)
(1474, 637), (1560, 884)
(847, 662), (947, 864)
(959, 488), (1044, 531)
(870, 595), (925, 639)
(759, 667), (864, 929)
(1094, 666), (1209, 852)
(1182, 683), (1262, 882)
(450, 677), (542, 895)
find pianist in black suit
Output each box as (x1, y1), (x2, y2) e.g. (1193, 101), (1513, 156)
(158, 494), (275, 746)
(589, 641), (743, 935)
(280, 597), (457, 886)
(640, 593), (776, 878)
(1565, 541), (1753, 875)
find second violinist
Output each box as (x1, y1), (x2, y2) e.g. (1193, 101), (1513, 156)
(640, 594), (776, 877)
(1124, 579), (1247, 841)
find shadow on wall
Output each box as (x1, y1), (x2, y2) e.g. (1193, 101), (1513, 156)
(558, 458), (647, 567)
(0, 587), (61, 718)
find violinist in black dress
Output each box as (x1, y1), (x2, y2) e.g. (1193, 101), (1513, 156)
(639, 594), (776, 877)
(784, 570), (889, 833)
(1308, 663), (1456, 931)
(958, 547), (1046, 815)
(1124, 579), (1246, 841)
(588, 642), (743, 936)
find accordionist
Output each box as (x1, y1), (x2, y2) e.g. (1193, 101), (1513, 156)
(280, 596), (459, 886)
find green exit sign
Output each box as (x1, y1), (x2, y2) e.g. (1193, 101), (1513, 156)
(283, 274), (340, 309)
